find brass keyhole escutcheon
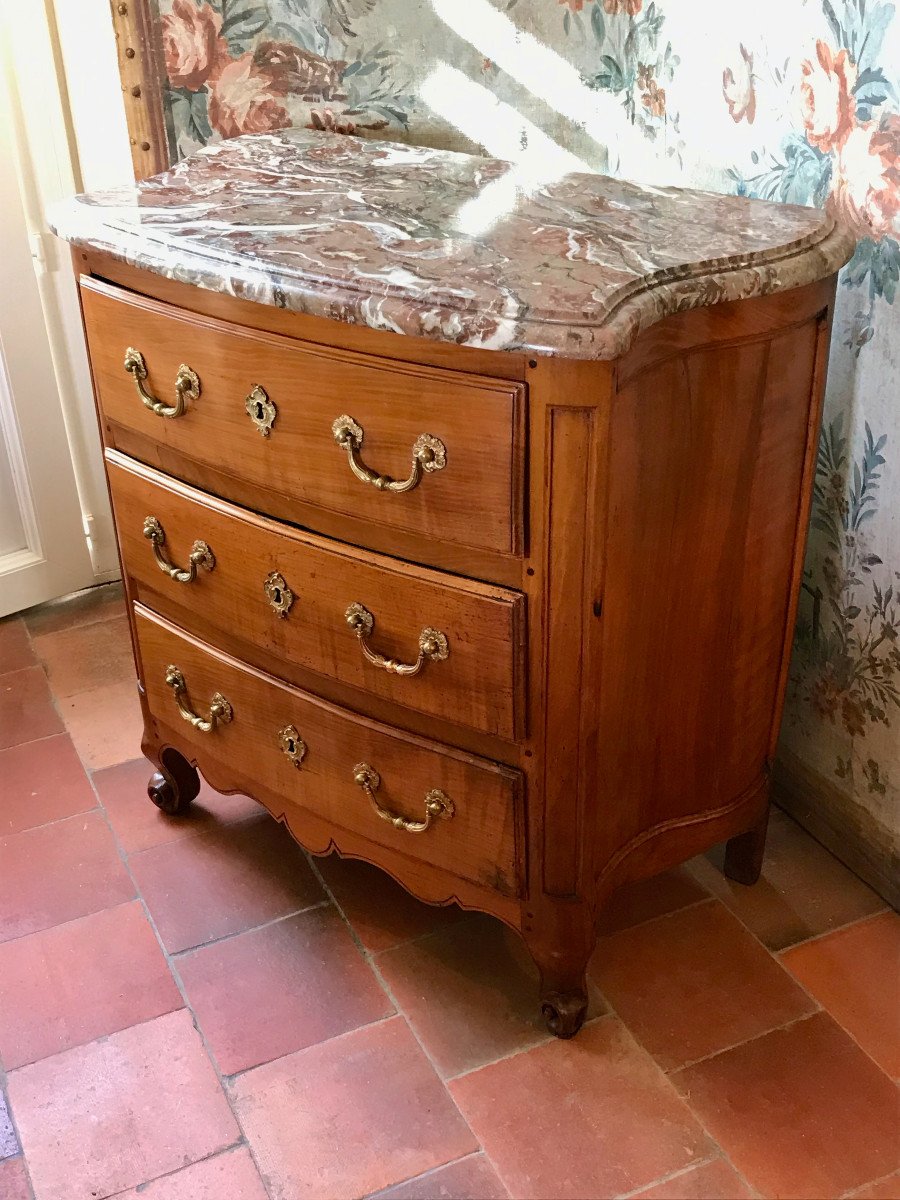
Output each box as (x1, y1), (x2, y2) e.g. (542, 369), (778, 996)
(264, 571), (294, 617)
(245, 385), (276, 437)
(278, 724), (307, 767)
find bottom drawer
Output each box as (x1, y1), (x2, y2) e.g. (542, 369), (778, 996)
(135, 605), (524, 897)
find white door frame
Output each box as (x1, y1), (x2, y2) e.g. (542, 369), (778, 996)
(0, 0), (128, 615)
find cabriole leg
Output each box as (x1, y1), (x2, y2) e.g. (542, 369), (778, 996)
(526, 943), (592, 1039)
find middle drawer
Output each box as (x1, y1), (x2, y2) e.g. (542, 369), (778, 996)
(108, 451), (526, 741)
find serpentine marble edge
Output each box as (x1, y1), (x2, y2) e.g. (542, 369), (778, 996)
(49, 128), (857, 359)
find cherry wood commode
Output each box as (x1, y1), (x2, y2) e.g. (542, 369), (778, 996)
(71, 255), (838, 1037)
(56, 131), (854, 1037)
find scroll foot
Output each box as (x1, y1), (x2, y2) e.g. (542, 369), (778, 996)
(541, 990), (589, 1039)
(147, 748), (200, 816)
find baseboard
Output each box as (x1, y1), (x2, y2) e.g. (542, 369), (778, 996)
(773, 749), (899, 910)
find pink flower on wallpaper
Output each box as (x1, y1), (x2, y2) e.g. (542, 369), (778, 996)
(800, 41), (857, 154)
(830, 113), (900, 241)
(558, 0), (593, 11)
(722, 45), (756, 124)
(162, 0), (227, 91)
(603, 0), (642, 13)
(207, 53), (290, 139)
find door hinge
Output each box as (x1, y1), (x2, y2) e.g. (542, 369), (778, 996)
(28, 230), (48, 277)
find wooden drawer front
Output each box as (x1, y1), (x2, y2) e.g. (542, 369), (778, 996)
(109, 453), (525, 740)
(83, 279), (525, 556)
(135, 606), (524, 897)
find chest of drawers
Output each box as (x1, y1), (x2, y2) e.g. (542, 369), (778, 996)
(53, 129), (854, 1038)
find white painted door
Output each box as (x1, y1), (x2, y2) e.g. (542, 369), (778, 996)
(0, 64), (95, 617)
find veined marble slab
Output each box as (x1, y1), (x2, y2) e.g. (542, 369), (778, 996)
(49, 128), (855, 359)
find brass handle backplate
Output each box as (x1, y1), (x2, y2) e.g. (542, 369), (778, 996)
(245, 385), (276, 436)
(352, 762), (455, 833)
(165, 665), (233, 733)
(124, 347), (199, 418)
(143, 516), (214, 583)
(332, 415), (446, 494)
(278, 724), (307, 767)
(345, 603), (448, 677)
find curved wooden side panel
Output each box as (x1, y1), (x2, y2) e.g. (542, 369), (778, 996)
(592, 296), (834, 889)
(595, 773), (770, 901)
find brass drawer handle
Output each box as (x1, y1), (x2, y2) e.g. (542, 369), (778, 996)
(143, 516), (214, 583)
(124, 347), (199, 418)
(353, 762), (455, 833)
(165, 665), (233, 733)
(332, 415), (446, 494)
(278, 724), (307, 767)
(345, 602), (448, 677)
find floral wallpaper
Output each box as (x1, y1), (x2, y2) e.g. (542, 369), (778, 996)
(150, 0), (899, 871)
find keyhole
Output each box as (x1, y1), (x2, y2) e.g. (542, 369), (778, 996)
(286, 737), (295, 754)
(273, 586), (282, 605)
(255, 401), (265, 421)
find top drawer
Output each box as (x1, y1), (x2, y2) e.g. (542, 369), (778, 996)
(81, 279), (526, 557)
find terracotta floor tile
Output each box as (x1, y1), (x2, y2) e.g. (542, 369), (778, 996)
(848, 1172), (900, 1198)
(0, 618), (34, 674)
(179, 906), (391, 1074)
(0, 667), (63, 751)
(688, 809), (886, 950)
(32, 615), (134, 701)
(378, 915), (602, 1078)
(8, 1008), (239, 1200)
(630, 1158), (753, 1199)
(23, 582), (125, 637)
(590, 900), (815, 1070)
(781, 911), (900, 1078)
(0, 812), (134, 943)
(0, 900), (182, 1069)
(597, 867), (710, 936)
(114, 1146), (268, 1200)
(0, 1091), (18, 1158)
(317, 853), (469, 953)
(451, 1016), (709, 1200)
(94, 757), (261, 854)
(130, 813), (324, 952)
(0, 735), (96, 836)
(59, 677), (144, 770)
(673, 1011), (900, 1199)
(231, 1016), (476, 1200)
(0, 1158), (31, 1200)
(373, 1153), (509, 1199)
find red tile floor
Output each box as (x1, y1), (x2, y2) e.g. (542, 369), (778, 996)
(0, 583), (898, 1200)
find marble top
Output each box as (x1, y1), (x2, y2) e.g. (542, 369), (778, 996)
(50, 129), (855, 360)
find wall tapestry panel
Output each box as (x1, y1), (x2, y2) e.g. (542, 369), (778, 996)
(146, 0), (899, 892)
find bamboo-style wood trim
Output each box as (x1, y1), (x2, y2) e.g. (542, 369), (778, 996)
(108, 0), (171, 178)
